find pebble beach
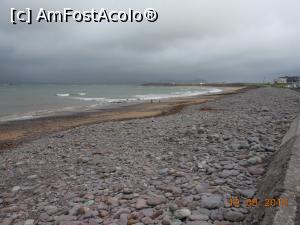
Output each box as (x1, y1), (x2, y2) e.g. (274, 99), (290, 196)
(0, 87), (299, 225)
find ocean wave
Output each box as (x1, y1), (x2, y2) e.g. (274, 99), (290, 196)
(135, 88), (221, 100)
(72, 97), (107, 101)
(0, 114), (35, 122)
(206, 88), (223, 93)
(56, 93), (70, 97)
(0, 106), (82, 122)
(56, 92), (87, 97)
(55, 88), (222, 101)
(72, 97), (137, 103)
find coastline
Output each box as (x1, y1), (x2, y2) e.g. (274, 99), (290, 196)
(1, 87), (299, 225)
(0, 86), (244, 151)
(0, 84), (223, 123)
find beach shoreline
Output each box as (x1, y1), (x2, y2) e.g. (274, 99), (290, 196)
(0, 86), (244, 151)
(0, 87), (299, 225)
(0, 84), (224, 123)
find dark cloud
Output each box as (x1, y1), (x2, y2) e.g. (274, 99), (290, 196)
(1, 0), (300, 83)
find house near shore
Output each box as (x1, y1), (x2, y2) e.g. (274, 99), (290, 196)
(274, 75), (300, 88)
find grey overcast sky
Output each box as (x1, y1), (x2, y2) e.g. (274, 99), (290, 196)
(0, 0), (299, 84)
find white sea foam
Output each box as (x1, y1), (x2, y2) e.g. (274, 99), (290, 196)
(0, 106), (85, 122)
(56, 93), (70, 97)
(72, 88), (222, 103)
(207, 88), (223, 93)
(0, 114), (35, 122)
(134, 88), (221, 100)
(0, 85), (223, 122)
(72, 97), (136, 103)
(72, 97), (106, 101)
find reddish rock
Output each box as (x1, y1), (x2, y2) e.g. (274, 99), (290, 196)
(162, 217), (171, 225)
(147, 196), (166, 206)
(113, 208), (131, 219)
(135, 198), (147, 209)
(99, 210), (109, 218)
(150, 209), (163, 219)
(141, 216), (154, 224)
(247, 165), (265, 175)
(107, 197), (119, 207)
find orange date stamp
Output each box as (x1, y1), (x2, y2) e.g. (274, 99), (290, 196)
(228, 196), (288, 208)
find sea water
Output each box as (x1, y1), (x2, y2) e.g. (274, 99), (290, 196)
(0, 84), (221, 122)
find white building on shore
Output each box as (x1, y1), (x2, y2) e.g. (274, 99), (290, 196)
(274, 76), (300, 88)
